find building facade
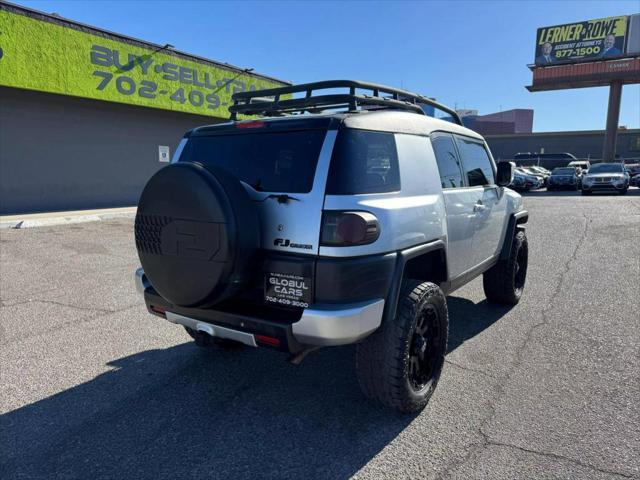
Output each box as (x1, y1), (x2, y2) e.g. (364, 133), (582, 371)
(461, 109), (534, 136)
(0, 2), (288, 214)
(486, 129), (640, 161)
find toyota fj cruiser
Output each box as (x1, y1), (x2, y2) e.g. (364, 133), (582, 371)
(134, 81), (528, 413)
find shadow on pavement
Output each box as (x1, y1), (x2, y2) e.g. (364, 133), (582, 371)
(447, 297), (513, 353)
(1, 297), (508, 479)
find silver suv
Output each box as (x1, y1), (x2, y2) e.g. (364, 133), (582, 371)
(134, 81), (529, 413)
(581, 162), (629, 195)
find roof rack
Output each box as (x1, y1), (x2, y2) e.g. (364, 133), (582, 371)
(229, 80), (462, 125)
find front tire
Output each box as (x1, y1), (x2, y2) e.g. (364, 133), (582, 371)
(483, 230), (528, 305)
(582, 189), (591, 196)
(356, 281), (448, 413)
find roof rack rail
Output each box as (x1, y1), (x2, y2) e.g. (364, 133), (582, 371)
(229, 80), (462, 125)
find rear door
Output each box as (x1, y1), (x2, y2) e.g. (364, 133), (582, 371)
(180, 124), (336, 255)
(454, 135), (507, 268)
(431, 132), (476, 278)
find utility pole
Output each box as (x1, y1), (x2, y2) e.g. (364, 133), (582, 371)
(602, 81), (623, 162)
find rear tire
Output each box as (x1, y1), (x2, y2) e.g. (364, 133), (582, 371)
(483, 230), (528, 305)
(356, 281), (448, 413)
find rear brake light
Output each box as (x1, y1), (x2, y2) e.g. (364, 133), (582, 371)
(321, 211), (380, 246)
(236, 121), (265, 129)
(256, 334), (280, 347)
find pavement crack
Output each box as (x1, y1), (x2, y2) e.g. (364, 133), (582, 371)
(444, 359), (497, 379)
(483, 439), (637, 479)
(440, 214), (592, 479)
(29, 299), (113, 314)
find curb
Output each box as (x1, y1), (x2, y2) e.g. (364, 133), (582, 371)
(0, 207), (137, 229)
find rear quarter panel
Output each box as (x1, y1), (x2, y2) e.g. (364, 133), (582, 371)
(320, 133), (446, 257)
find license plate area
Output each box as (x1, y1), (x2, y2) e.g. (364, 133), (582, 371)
(264, 272), (312, 309)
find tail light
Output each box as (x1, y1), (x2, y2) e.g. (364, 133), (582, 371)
(256, 334), (281, 347)
(321, 211), (380, 246)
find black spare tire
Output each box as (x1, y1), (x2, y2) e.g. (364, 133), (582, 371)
(135, 162), (260, 307)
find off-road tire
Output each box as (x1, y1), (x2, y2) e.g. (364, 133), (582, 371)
(356, 281), (448, 413)
(483, 230), (528, 305)
(184, 327), (244, 350)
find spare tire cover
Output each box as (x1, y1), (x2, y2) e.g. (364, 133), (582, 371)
(135, 162), (259, 307)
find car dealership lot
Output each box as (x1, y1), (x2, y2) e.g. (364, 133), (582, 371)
(1, 192), (639, 480)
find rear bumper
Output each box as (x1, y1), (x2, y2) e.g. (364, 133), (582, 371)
(135, 268), (384, 352)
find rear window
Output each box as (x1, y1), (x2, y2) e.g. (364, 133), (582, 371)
(326, 129), (400, 195)
(180, 130), (326, 193)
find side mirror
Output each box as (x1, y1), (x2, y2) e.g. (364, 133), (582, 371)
(496, 161), (514, 187)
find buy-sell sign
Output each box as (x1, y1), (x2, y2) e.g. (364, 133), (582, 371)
(0, 8), (287, 117)
(534, 16), (628, 66)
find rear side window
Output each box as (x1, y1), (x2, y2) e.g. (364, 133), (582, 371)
(326, 129), (400, 194)
(455, 136), (495, 187)
(431, 133), (464, 188)
(180, 130), (326, 193)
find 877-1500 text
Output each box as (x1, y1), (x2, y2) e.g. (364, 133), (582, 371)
(93, 70), (221, 109)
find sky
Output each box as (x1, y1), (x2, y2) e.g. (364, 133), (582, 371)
(14, 0), (640, 132)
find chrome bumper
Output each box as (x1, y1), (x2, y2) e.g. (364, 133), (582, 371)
(292, 299), (384, 346)
(166, 311), (258, 347)
(135, 268), (384, 347)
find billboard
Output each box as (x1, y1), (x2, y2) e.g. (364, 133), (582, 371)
(0, 8), (287, 117)
(534, 16), (628, 66)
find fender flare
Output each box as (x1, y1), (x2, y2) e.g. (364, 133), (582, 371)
(382, 239), (446, 326)
(499, 210), (528, 262)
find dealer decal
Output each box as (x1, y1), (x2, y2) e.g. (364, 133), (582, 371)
(265, 272), (312, 308)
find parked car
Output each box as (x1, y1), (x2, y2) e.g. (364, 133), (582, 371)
(133, 80), (529, 413)
(568, 160), (591, 172)
(513, 152), (578, 170)
(528, 166), (551, 176)
(630, 174), (640, 187)
(515, 168), (543, 189)
(547, 167), (581, 191)
(625, 163), (640, 178)
(520, 166), (549, 186)
(508, 172), (528, 191)
(581, 162), (629, 195)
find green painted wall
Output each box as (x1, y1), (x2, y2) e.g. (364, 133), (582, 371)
(0, 9), (286, 118)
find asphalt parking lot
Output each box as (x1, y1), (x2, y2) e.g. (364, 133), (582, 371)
(1, 191), (639, 480)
